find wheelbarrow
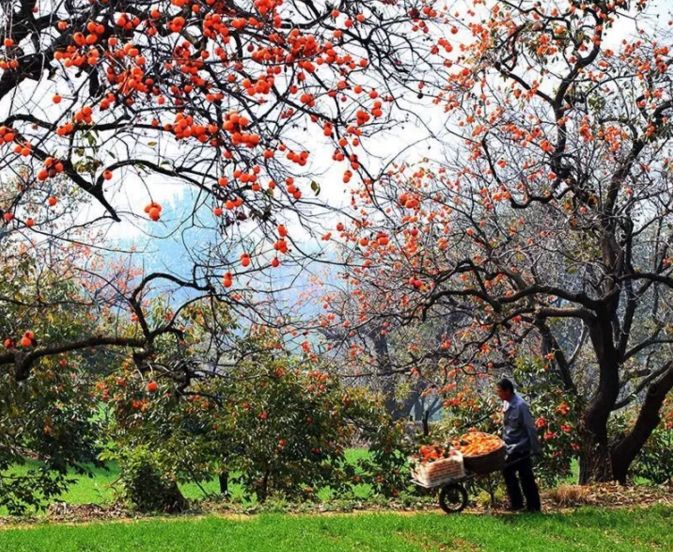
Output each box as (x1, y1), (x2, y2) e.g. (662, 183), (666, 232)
(412, 449), (534, 514)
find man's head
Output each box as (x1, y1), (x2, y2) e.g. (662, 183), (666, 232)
(496, 378), (515, 401)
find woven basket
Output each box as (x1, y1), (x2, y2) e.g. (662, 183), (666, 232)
(462, 445), (506, 475)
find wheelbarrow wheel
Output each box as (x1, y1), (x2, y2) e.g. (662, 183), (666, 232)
(438, 483), (468, 514)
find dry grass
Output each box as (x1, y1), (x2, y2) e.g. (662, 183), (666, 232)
(546, 485), (592, 507)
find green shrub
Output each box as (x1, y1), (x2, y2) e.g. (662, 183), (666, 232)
(355, 410), (415, 498)
(512, 357), (581, 486)
(0, 359), (100, 515)
(0, 255), (104, 514)
(113, 447), (187, 513)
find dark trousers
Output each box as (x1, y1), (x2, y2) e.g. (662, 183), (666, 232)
(502, 451), (541, 512)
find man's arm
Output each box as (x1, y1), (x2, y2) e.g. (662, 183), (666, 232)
(521, 402), (541, 454)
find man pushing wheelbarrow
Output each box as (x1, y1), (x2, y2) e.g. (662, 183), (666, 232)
(497, 377), (541, 513)
(411, 377), (542, 514)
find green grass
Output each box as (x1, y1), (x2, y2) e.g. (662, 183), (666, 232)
(5, 461), (252, 508)
(0, 506), (671, 551)
(57, 463), (119, 505)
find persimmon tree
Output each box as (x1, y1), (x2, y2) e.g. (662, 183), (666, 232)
(327, 0), (673, 483)
(0, 237), (107, 513)
(97, 300), (412, 505)
(319, 285), (456, 420)
(0, 0), (449, 379)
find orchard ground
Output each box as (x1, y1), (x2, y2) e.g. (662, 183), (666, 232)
(2, 449), (375, 517)
(4, 451), (673, 551)
(5, 448), (575, 517)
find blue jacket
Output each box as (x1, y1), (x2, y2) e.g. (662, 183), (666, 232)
(502, 394), (540, 456)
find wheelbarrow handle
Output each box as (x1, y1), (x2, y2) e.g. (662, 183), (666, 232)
(503, 450), (539, 468)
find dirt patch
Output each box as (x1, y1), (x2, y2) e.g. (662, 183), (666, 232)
(45, 501), (133, 523)
(543, 483), (673, 510)
(0, 506), (253, 531)
(398, 531), (481, 552)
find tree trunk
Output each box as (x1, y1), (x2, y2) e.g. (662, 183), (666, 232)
(579, 317), (621, 483)
(412, 397), (423, 421)
(611, 362), (673, 484)
(256, 469), (270, 503)
(578, 425), (613, 483)
(218, 470), (229, 497)
(369, 327), (404, 418)
(163, 481), (188, 514)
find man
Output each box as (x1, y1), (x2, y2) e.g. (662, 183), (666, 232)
(496, 377), (541, 512)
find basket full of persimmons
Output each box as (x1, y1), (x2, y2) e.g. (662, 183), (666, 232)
(452, 430), (506, 475)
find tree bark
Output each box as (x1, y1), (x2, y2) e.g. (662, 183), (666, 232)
(578, 426), (614, 483)
(579, 316), (621, 483)
(163, 481), (188, 514)
(369, 328), (402, 418)
(611, 362), (673, 484)
(218, 471), (229, 497)
(256, 469), (270, 503)
(422, 409), (430, 436)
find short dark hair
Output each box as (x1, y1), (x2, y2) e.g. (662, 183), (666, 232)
(497, 378), (515, 393)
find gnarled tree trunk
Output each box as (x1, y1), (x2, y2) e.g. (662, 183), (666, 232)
(611, 362), (673, 483)
(578, 422), (614, 483)
(579, 317), (621, 483)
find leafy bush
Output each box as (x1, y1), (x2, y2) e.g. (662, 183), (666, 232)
(218, 361), (364, 502)
(0, 358), (100, 514)
(512, 357), (581, 486)
(0, 251), (105, 514)
(352, 401), (415, 498)
(0, 467), (72, 516)
(111, 447), (187, 513)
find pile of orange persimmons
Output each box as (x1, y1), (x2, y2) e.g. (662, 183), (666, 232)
(453, 430), (504, 457)
(416, 444), (452, 463)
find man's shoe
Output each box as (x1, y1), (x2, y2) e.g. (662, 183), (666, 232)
(508, 505), (525, 512)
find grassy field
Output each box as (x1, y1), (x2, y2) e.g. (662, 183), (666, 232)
(0, 506), (671, 551)
(23, 452), (579, 510)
